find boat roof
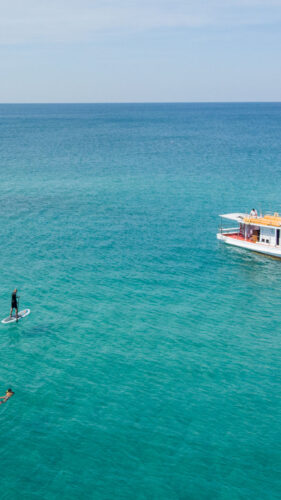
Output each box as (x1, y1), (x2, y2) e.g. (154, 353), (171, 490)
(220, 213), (281, 228)
(219, 213), (248, 222)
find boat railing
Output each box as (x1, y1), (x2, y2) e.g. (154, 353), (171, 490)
(219, 226), (239, 234)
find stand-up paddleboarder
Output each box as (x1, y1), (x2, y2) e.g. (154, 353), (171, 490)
(10, 288), (19, 320)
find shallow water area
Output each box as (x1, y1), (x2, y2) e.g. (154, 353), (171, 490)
(0, 103), (281, 499)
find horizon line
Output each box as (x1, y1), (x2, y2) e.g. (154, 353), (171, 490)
(0, 101), (281, 105)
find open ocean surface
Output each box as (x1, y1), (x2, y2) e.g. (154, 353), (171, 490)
(0, 103), (281, 499)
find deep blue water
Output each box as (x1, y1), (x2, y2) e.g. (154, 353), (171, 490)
(0, 103), (281, 499)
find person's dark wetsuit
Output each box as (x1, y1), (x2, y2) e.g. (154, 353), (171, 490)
(11, 292), (18, 310)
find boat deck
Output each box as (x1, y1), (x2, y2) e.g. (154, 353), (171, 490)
(222, 233), (254, 243)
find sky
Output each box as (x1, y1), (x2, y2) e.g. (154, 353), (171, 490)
(1, 0), (281, 102)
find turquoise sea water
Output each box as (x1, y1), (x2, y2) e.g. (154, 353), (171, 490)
(1, 103), (281, 499)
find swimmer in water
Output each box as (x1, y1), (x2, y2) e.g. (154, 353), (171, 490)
(0, 389), (14, 404)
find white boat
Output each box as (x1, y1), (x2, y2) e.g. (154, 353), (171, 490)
(217, 212), (281, 258)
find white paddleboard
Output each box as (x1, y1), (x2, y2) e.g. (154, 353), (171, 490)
(1, 309), (31, 324)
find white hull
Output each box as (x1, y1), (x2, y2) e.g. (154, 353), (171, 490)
(217, 233), (281, 258)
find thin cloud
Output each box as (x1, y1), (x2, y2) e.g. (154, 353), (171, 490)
(0, 0), (281, 45)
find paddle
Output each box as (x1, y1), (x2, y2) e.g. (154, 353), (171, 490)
(17, 296), (20, 321)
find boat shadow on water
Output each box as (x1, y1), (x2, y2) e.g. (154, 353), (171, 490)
(220, 242), (281, 284)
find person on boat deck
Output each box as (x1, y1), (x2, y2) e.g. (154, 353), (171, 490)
(0, 389), (14, 404)
(250, 208), (258, 217)
(10, 288), (18, 319)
